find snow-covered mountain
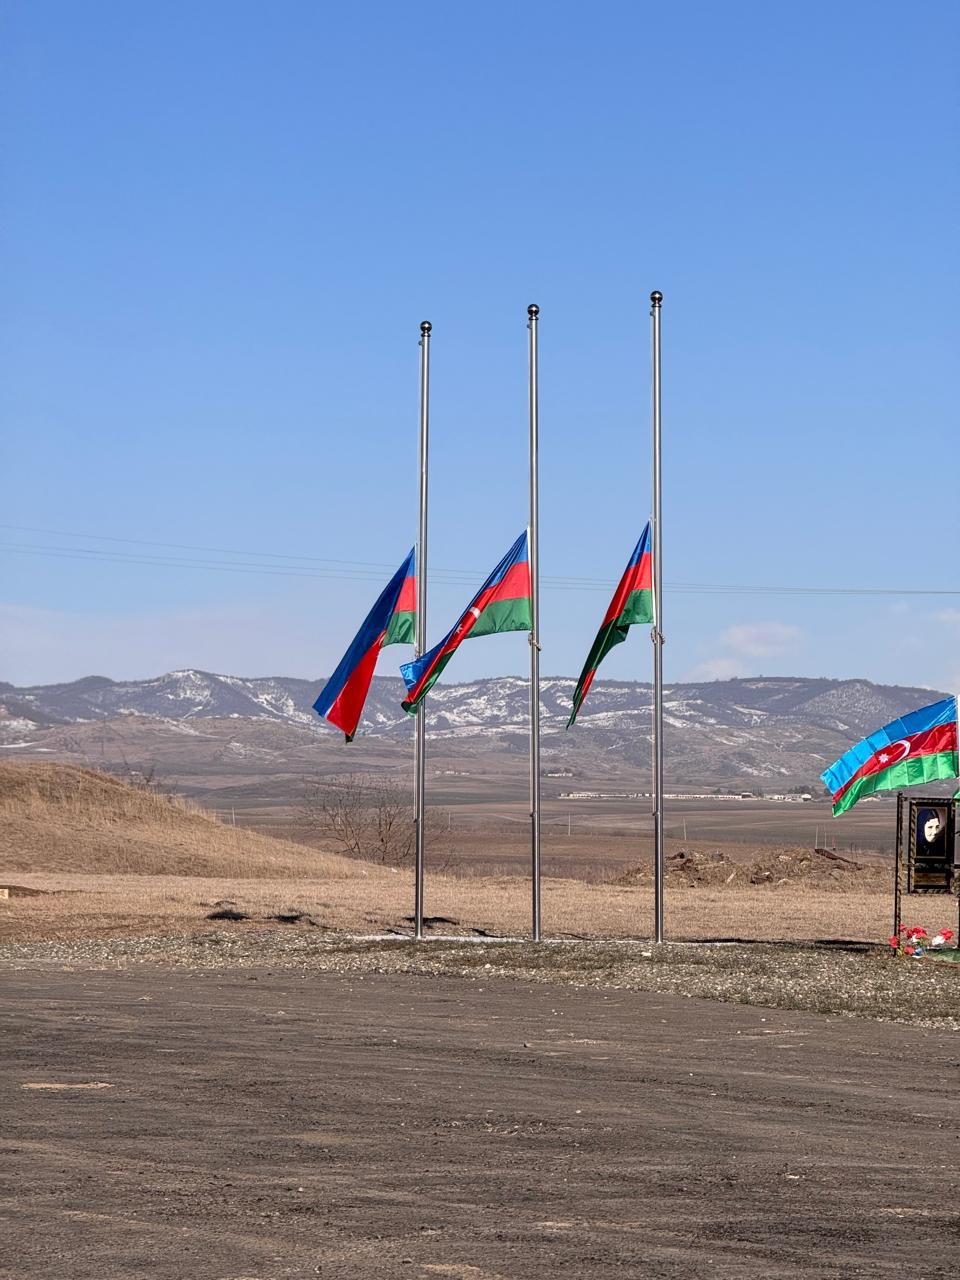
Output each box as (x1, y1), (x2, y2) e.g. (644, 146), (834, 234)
(0, 668), (941, 736)
(0, 671), (323, 730)
(0, 669), (946, 788)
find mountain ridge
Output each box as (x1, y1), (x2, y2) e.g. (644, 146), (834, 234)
(0, 669), (946, 790)
(0, 667), (944, 727)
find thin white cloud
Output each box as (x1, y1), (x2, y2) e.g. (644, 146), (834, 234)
(719, 622), (801, 659)
(683, 657), (749, 681)
(680, 621), (803, 682)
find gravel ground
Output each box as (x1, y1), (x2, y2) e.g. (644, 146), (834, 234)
(5, 965), (959, 1279)
(2, 928), (957, 1029)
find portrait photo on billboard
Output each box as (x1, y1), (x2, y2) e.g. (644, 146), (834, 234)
(906, 798), (955, 893)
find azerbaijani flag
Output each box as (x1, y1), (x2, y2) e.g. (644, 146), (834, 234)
(821, 696), (959, 816)
(567, 524), (653, 727)
(400, 531), (531, 713)
(313, 549), (416, 742)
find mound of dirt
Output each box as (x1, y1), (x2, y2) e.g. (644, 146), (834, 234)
(614, 845), (888, 892)
(0, 762), (364, 879)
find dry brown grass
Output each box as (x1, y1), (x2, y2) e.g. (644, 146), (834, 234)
(0, 762), (915, 947)
(0, 869), (898, 945)
(0, 761), (362, 879)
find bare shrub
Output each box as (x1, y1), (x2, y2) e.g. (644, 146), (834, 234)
(108, 758), (168, 798)
(300, 773), (450, 868)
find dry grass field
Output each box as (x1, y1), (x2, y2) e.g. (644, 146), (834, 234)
(0, 760), (933, 950)
(0, 870), (905, 946)
(6, 709), (905, 853)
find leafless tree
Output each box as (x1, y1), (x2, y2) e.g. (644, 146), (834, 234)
(300, 772), (451, 868)
(110, 753), (169, 797)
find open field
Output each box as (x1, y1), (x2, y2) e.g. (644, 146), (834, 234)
(3, 965), (959, 1279)
(0, 871), (904, 948)
(240, 792), (904, 862)
(311, 824), (895, 882)
(0, 760), (947, 956)
(1, 758), (956, 1027)
(0, 714), (908, 853)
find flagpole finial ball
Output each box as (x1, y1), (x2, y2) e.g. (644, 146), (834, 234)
(650, 290), (663, 305)
(528, 304), (539, 318)
(420, 321), (432, 335)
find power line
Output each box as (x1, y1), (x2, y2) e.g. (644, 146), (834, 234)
(665, 583), (960, 597)
(0, 544), (404, 583)
(0, 540), (617, 590)
(1, 525), (958, 597)
(0, 522), (408, 572)
(0, 521), (594, 582)
(0, 524), (603, 588)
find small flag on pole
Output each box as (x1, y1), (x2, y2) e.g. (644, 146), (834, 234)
(821, 696), (959, 816)
(313, 549), (415, 742)
(400, 531), (531, 713)
(567, 524), (653, 726)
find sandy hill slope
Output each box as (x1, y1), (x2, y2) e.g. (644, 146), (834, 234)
(0, 762), (362, 878)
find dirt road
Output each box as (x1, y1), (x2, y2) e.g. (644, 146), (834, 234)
(3, 968), (957, 1278)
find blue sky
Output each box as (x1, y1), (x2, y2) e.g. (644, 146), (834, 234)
(2, 1), (958, 691)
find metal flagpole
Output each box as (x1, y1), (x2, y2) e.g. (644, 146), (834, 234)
(650, 290), (665, 944)
(893, 790), (903, 940)
(414, 320), (431, 941)
(528, 303), (542, 942)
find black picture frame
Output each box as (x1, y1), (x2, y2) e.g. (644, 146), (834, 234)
(906, 797), (955, 894)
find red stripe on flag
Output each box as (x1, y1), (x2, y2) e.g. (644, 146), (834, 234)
(602, 554), (652, 626)
(472, 562), (531, 611)
(324, 631), (386, 738)
(578, 668), (597, 707)
(394, 575), (416, 614)
(833, 723), (958, 804)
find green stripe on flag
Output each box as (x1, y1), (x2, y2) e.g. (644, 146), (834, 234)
(384, 611), (415, 646)
(568, 619), (630, 726)
(567, 577), (653, 728)
(468, 596), (533, 639)
(619, 587), (654, 627)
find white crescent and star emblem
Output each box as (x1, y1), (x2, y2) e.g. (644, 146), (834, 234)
(878, 739), (911, 765)
(455, 606), (483, 635)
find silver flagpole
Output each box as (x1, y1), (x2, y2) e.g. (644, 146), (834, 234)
(414, 320), (431, 941)
(528, 304), (542, 942)
(650, 291), (665, 944)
